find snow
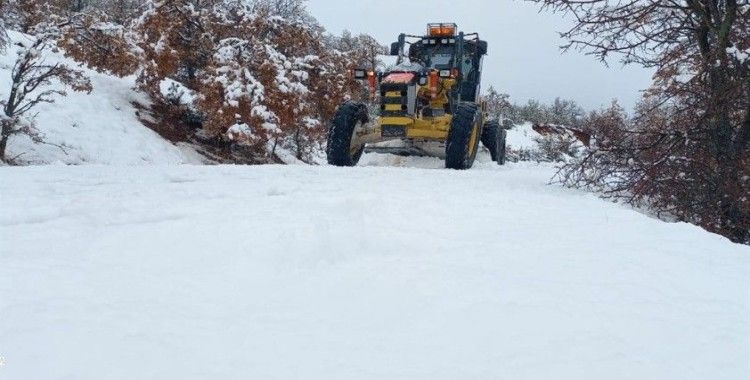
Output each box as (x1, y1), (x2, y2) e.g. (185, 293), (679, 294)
(727, 46), (749, 63)
(376, 54), (397, 71)
(1, 158), (748, 379)
(226, 121), (256, 141)
(0, 31), (200, 165)
(506, 122), (540, 150)
(159, 78), (197, 107)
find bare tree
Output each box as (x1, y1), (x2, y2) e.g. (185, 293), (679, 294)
(0, 0), (8, 51)
(484, 86), (513, 123)
(531, 0), (750, 243)
(251, 0), (309, 23)
(1, 34), (92, 163)
(0, 23), (7, 53)
(89, 0), (147, 25)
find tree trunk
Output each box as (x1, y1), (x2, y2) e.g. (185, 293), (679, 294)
(698, 2), (748, 243)
(294, 127), (302, 160)
(0, 120), (11, 162)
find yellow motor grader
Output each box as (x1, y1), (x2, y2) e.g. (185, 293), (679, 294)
(326, 23), (506, 169)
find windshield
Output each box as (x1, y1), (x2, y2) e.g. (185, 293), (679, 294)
(409, 44), (455, 69)
(429, 54), (452, 69)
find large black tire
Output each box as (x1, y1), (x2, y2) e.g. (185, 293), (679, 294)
(445, 103), (481, 170)
(481, 121), (507, 165)
(327, 101), (369, 167)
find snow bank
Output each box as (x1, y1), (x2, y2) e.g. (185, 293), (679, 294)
(0, 31), (201, 165)
(1, 162), (748, 379)
(506, 122), (540, 150)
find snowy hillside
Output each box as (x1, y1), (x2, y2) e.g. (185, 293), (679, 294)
(0, 31), (201, 165)
(1, 159), (748, 379)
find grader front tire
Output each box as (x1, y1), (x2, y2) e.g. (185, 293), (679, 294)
(445, 103), (481, 170)
(327, 102), (368, 167)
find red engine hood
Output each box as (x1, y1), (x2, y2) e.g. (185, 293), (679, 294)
(382, 72), (416, 84)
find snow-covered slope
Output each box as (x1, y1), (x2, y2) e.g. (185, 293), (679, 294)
(1, 159), (748, 379)
(0, 31), (200, 165)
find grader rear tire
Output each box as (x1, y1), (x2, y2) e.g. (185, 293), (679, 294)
(481, 120), (507, 165)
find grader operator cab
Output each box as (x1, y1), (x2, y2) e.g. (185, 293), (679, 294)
(326, 23), (506, 169)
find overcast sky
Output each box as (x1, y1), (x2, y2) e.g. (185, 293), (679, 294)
(306, 0), (654, 111)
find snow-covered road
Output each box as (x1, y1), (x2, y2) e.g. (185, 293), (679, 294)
(1, 160), (748, 379)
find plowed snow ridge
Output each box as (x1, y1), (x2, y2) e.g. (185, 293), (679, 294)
(1, 158), (748, 379)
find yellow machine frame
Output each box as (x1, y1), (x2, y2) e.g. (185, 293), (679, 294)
(351, 76), (486, 157)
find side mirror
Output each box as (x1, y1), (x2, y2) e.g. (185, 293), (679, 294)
(390, 42), (400, 56)
(477, 40), (488, 55)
